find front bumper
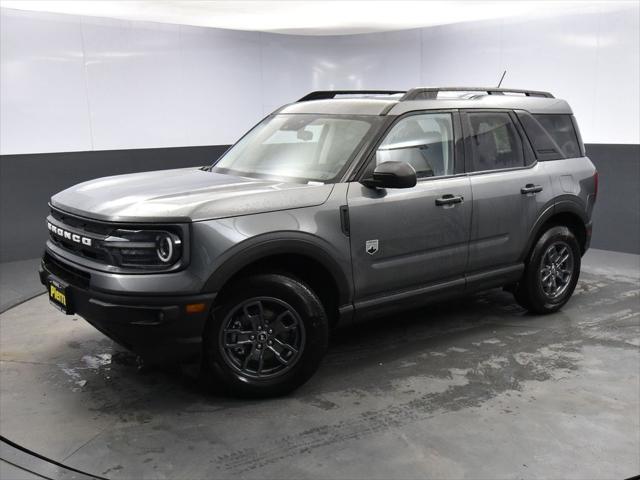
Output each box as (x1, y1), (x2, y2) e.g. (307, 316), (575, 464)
(40, 252), (216, 364)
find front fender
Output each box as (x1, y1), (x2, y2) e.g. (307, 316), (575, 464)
(201, 231), (353, 306)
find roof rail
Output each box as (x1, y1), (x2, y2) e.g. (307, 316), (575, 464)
(401, 87), (554, 100)
(298, 90), (406, 102)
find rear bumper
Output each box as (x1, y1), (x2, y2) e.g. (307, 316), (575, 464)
(584, 220), (593, 253)
(40, 252), (216, 363)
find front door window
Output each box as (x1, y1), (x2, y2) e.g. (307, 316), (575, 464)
(374, 113), (455, 178)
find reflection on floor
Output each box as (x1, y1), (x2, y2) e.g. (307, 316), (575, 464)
(0, 249), (638, 479)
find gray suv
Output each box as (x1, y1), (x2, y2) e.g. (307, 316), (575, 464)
(40, 87), (598, 396)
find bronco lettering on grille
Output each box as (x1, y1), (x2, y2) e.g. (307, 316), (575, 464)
(47, 222), (93, 246)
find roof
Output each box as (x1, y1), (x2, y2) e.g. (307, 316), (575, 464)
(277, 87), (573, 116)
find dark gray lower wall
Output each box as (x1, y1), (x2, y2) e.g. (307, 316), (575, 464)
(586, 144), (639, 255)
(0, 143), (638, 263)
(0, 146), (229, 262)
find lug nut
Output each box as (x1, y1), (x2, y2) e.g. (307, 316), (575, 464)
(267, 340), (273, 346)
(268, 329), (273, 334)
(250, 335), (255, 340)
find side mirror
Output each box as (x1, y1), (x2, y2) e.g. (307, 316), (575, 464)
(360, 161), (417, 189)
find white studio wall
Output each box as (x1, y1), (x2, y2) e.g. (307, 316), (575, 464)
(1, 2), (639, 156)
(260, 28), (423, 113)
(1, 10), (94, 154)
(420, 4), (640, 146)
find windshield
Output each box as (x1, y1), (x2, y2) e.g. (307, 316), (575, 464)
(210, 114), (381, 183)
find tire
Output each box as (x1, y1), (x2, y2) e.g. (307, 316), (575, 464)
(515, 225), (581, 314)
(204, 273), (329, 397)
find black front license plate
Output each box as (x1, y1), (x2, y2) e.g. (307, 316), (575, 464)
(48, 277), (72, 314)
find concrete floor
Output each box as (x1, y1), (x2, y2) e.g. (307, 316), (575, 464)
(0, 251), (638, 479)
(0, 258), (43, 314)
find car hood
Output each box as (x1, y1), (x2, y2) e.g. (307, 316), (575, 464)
(51, 168), (334, 222)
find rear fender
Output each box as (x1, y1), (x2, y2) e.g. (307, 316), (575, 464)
(520, 197), (588, 262)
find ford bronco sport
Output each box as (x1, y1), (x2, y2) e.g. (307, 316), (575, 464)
(40, 87), (597, 396)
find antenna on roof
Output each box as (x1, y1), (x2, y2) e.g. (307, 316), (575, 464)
(497, 70), (507, 88)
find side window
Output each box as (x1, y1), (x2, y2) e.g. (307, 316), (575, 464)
(534, 114), (581, 158)
(467, 112), (525, 171)
(515, 111), (564, 161)
(375, 113), (454, 178)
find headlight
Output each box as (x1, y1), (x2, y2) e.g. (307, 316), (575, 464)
(156, 234), (172, 263)
(103, 229), (182, 268)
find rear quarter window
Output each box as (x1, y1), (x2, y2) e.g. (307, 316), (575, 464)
(533, 114), (582, 158)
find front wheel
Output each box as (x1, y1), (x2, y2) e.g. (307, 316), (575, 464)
(515, 226), (581, 314)
(204, 273), (329, 397)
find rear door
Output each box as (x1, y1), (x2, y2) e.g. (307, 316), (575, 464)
(347, 111), (472, 302)
(462, 110), (554, 273)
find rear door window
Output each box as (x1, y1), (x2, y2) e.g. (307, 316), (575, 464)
(466, 112), (525, 171)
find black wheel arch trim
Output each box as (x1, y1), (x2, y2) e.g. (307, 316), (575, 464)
(520, 197), (589, 262)
(201, 232), (353, 306)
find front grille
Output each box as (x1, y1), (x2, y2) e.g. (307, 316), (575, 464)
(48, 207), (112, 265)
(46, 206), (188, 272)
(49, 235), (110, 262)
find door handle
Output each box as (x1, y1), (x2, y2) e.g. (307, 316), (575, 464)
(435, 194), (464, 206)
(521, 184), (543, 194)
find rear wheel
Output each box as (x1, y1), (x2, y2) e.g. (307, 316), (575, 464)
(204, 273), (329, 397)
(515, 226), (581, 314)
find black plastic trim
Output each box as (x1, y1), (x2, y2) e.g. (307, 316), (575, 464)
(518, 201), (589, 262)
(201, 234), (353, 306)
(339, 205), (350, 237)
(402, 87), (554, 100)
(298, 90), (405, 101)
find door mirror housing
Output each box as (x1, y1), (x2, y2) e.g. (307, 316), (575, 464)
(360, 161), (417, 189)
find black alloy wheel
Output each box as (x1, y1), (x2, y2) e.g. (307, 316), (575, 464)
(219, 297), (306, 379)
(515, 225), (581, 314)
(205, 273), (328, 397)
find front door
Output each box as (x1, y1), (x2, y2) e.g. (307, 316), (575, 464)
(347, 111), (472, 303)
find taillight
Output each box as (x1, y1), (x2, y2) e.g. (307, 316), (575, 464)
(594, 170), (599, 197)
